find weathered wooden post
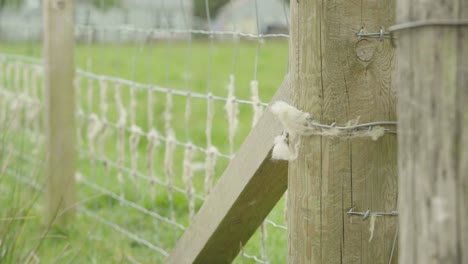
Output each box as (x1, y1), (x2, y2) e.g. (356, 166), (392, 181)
(394, 0), (468, 263)
(288, 1), (398, 263)
(43, 0), (76, 225)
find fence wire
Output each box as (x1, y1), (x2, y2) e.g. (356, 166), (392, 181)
(0, 0), (289, 262)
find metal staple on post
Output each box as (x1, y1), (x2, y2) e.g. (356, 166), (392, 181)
(356, 26), (394, 40)
(347, 208), (399, 221)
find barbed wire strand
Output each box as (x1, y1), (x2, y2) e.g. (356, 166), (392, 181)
(2, 22), (290, 39)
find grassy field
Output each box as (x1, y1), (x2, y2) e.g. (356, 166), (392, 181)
(0, 38), (289, 263)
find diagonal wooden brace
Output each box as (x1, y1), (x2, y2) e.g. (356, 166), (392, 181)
(166, 77), (290, 264)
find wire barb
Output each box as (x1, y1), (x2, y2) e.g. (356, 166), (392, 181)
(357, 26), (394, 40)
(347, 208), (399, 221)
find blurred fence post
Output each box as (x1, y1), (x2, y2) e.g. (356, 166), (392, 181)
(288, 0), (398, 263)
(394, 0), (468, 263)
(43, 0), (76, 225)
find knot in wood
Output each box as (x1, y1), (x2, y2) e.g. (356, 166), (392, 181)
(355, 39), (376, 62)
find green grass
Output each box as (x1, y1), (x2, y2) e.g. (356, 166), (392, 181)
(0, 38), (288, 263)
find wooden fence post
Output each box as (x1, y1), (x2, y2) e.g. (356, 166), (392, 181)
(43, 0), (76, 225)
(394, 1), (468, 263)
(288, 1), (398, 263)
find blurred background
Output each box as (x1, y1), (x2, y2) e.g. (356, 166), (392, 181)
(0, 0), (289, 263)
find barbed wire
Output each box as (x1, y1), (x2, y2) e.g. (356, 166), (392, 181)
(0, 22), (289, 40)
(1, 3), (289, 260)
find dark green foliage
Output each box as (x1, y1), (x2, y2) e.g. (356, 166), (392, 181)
(0, 0), (24, 10)
(193, 0), (229, 20)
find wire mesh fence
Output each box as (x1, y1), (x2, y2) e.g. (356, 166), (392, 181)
(0, 0), (289, 262)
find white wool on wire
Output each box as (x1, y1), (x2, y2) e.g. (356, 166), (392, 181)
(115, 83), (127, 199)
(271, 101), (388, 140)
(164, 130), (176, 220)
(369, 126), (385, 141)
(270, 101), (311, 136)
(204, 146), (218, 196)
(206, 93), (214, 147)
(368, 214), (377, 242)
(272, 134), (295, 161)
(250, 80), (263, 127)
(205, 94), (217, 196)
(183, 143), (195, 220)
(270, 101), (389, 160)
(225, 74), (238, 155)
(146, 129), (160, 201)
(99, 79), (108, 119)
(87, 113), (102, 140)
(129, 125), (142, 193)
(114, 84), (128, 127)
(97, 124), (109, 169)
(98, 79), (110, 158)
(164, 131), (175, 184)
(87, 113), (102, 175)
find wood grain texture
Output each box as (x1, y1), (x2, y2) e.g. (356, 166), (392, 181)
(43, 0), (76, 225)
(396, 0), (468, 263)
(288, 1), (398, 263)
(165, 78), (289, 264)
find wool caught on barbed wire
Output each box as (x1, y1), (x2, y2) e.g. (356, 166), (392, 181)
(204, 146), (218, 196)
(98, 79), (110, 163)
(206, 93), (214, 147)
(164, 130), (176, 221)
(270, 100), (390, 161)
(87, 113), (102, 140)
(270, 101), (312, 135)
(272, 134), (296, 161)
(368, 214), (377, 242)
(271, 100), (388, 139)
(183, 143), (195, 220)
(129, 125), (142, 194)
(225, 74), (238, 155)
(146, 129), (160, 201)
(251, 80), (263, 127)
(115, 83), (127, 200)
